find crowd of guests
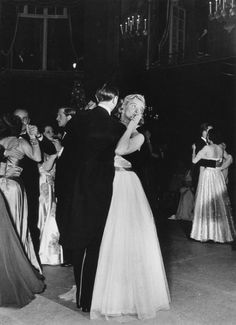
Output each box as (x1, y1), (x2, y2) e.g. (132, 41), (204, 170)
(0, 84), (234, 317)
(0, 84), (170, 320)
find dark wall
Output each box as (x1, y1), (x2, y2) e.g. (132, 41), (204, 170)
(83, 0), (120, 95)
(0, 71), (78, 127)
(142, 59), (236, 161)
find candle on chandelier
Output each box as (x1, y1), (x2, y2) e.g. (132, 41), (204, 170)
(232, 0), (234, 7)
(120, 24), (124, 35)
(144, 18), (147, 31)
(131, 16), (134, 28)
(127, 17), (130, 28)
(136, 15), (140, 31)
(125, 22), (128, 33)
(215, 0), (218, 11)
(209, 1), (212, 14)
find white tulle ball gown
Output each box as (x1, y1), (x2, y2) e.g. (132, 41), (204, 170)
(191, 163), (236, 243)
(90, 156), (170, 321)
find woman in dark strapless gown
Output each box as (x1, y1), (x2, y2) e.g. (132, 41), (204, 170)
(0, 192), (44, 307)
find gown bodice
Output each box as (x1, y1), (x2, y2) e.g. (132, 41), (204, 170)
(0, 138), (23, 178)
(114, 155), (132, 169)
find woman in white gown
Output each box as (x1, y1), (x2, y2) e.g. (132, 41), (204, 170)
(38, 125), (63, 265)
(0, 114), (42, 271)
(191, 129), (236, 243)
(90, 94), (170, 321)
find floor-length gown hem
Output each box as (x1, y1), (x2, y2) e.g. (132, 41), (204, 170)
(90, 156), (170, 321)
(191, 166), (236, 243)
(91, 305), (170, 322)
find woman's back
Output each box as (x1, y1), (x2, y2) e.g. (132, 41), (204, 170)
(203, 144), (223, 161)
(0, 136), (24, 177)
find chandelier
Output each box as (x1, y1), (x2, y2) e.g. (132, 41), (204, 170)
(119, 14), (148, 39)
(208, 0), (236, 22)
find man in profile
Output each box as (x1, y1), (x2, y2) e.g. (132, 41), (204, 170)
(55, 107), (78, 267)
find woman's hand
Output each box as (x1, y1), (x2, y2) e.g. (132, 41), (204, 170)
(26, 124), (38, 139)
(51, 139), (62, 153)
(127, 113), (142, 132)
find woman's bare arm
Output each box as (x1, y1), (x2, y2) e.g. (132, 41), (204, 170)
(220, 151), (233, 171)
(192, 145), (208, 164)
(20, 138), (41, 162)
(115, 114), (144, 155)
(40, 154), (58, 172)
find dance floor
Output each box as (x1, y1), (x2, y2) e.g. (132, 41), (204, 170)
(1, 220), (236, 325)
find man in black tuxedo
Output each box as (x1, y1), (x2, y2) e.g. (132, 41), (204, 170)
(54, 106), (78, 266)
(192, 122), (214, 191)
(60, 84), (125, 312)
(13, 109), (56, 253)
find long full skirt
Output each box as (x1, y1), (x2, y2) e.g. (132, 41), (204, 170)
(38, 173), (63, 265)
(0, 177), (41, 271)
(0, 193), (44, 307)
(190, 167), (236, 243)
(90, 170), (170, 321)
(176, 187), (194, 221)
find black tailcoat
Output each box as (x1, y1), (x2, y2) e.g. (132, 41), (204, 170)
(59, 106), (125, 310)
(55, 117), (80, 240)
(61, 106), (125, 250)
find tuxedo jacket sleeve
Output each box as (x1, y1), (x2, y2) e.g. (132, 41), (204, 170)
(195, 138), (206, 154)
(194, 138), (216, 168)
(20, 133), (56, 156)
(0, 145), (6, 162)
(38, 135), (57, 155)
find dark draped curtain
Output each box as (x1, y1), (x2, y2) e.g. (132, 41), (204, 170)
(0, 0), (84, 70)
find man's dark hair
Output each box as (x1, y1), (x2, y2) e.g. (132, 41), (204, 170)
(200, 122), (209, 133)
(60, 107), (77, 117)
(207, 128), (221, 144)
(200, 122), (212, 136)
(95, 83), (119, 103)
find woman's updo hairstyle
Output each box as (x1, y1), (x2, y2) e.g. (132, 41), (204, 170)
(122, 94), (145, 113)
(120, 94), (146, 125)
(0, 114), (22, 140)
(207, 128), (222, 145)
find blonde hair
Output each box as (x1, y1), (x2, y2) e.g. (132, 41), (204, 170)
(122, 94), (145, 113)
(119, 94), (146, 125)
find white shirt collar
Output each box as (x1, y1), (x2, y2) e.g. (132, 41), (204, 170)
(98, 104), (111, 115)
(201, 136), (207, 143)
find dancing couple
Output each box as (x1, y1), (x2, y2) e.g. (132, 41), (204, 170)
(60, 84), (170, 321)
(0, 114), (44, 307)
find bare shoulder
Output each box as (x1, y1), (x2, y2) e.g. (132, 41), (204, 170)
(18, 137), (28, 145)
(18, 137), (29, 149)
(0, 136), (19, 148)
(131, 131), (144, 140)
